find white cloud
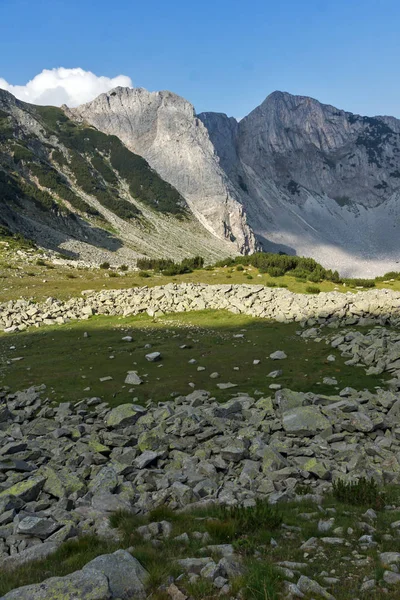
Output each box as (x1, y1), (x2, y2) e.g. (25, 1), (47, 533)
(0, 67), (133, 107)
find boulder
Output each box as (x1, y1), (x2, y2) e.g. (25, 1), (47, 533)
(125, 371), (143, 385)
(83, 549), (148, 599)
(282, 406), (330, 436)
(0, 568), (111, 600)
(17, 516), (59, 539)
(0, 476), (46, 502)
(106, 404), (145, 428)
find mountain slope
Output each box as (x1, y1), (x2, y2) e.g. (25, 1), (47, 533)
(0, 89), (238, 264)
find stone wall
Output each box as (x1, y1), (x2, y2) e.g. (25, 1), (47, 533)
(2, 284), (400, 333)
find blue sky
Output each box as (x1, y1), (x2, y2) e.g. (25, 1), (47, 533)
(1, 0), (400, 117)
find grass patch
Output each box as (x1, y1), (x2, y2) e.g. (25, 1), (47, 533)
(0, 311), (389, 406)
(0, 536), (119, 596)
(243, 561), (282, 600)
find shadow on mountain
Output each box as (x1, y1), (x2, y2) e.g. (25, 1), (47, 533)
(1, 204), (123, 259)
(256, 234), (297, 256)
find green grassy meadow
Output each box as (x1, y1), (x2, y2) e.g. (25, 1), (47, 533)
(0, 310), (388, 407)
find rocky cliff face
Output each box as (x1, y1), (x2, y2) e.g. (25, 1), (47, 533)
(199, 91), (400, 276)
(69, 88), (257, 254)
(235, 91), (400, 208)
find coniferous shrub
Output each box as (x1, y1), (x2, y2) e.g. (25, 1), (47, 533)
(332, 477), (385, 509)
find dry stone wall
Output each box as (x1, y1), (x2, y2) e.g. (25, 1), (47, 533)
(2, 284), (400, 334)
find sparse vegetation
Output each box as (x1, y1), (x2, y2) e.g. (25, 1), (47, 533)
(34, 105), (186, 216)
(305, 285), (321, 294)
(214, 253), (341, 284)
(213, 500), (283, 537)
(343, 278), (375, 288)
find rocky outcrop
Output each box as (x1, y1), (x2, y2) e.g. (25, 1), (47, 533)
(2, 284), (400, 334)
(69, 88), (257, 254)
(2, 370), (400, 565)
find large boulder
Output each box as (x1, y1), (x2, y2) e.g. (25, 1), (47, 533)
(83, 549), (148, 599)
(282, 406), (330, 436)
(0, 476), (46, 502)
(106, 404), (145, 428)
(0, 568), (111, 600)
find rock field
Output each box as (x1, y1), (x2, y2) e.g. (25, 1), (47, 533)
(2, 374), (400, 598)
(3, 284), (400, 598)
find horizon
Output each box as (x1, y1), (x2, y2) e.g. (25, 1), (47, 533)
(1, 0), (400, 118)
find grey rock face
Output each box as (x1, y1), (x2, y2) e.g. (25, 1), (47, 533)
(71, 86), (400, 275)
(0, 89), (238, 267)
(201, 92), (400, 276)
(70, 87), (256, 255)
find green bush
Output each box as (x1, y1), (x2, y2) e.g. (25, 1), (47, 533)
(305, 285), (321, 294)
(137, 258), (174, 271)
(100, 261), (110, 269)
(213, 252), (341, 283)
(246, 275), (253, 280)
(136, 256), (204, 276)
(343, 278), (375, 288)
(139, 270), (150, 278)
(214, 257), (235, 268)
(232, 537), (257, 556)
(120, 264), (128, 272)
(375, 271), (400, 282)
(68, 151), (139, 221)
(29, 163), (102, 218)
(13, 143), (34, 163)
(91, 154), (118, 185)
(52, 149), (69, 166)
(268, 267), (285, 277)
(332, 477), (385, 509)
(236, 265), (244, 271)
(206, 519), (237, 543)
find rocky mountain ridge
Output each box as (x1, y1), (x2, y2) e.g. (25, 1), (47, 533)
(2, 84), (400, 275)
(72, 88), (400, 276)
